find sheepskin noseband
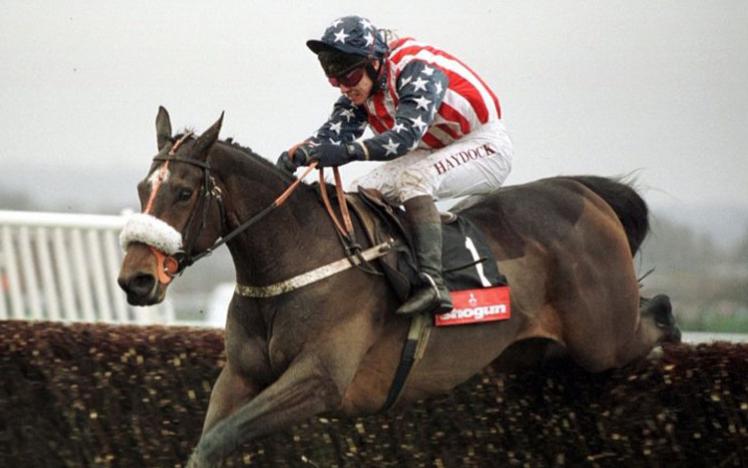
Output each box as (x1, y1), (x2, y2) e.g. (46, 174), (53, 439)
(120, 213), (183, 255)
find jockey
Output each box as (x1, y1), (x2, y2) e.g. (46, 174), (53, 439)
(276, 15), (513, 316)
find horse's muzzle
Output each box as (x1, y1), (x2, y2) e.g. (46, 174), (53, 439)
(118, 271), (160, 305)
(118, 242), (171, 306)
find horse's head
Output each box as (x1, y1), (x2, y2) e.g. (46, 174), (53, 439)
(118, 107), (226, 305)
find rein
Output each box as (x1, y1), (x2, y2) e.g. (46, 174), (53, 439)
(318, 167), (381, 276)
(318, 168), (354, 237)
(188, 162), (319, 263)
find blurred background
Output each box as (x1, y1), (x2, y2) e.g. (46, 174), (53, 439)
(1, 1), (746, 331)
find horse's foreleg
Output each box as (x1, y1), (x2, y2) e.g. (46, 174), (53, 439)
(201, 365), (259, 435)
(188, 354), (342, 467)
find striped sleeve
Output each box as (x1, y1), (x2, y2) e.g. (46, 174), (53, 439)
(310, 96), (368, 146)
(391, 39), (501, 124)
(361, 60), (448, 160)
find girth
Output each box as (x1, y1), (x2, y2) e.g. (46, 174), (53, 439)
(345, 188), (435, 411)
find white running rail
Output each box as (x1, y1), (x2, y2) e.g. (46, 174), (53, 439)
(0, 210), (174, 324)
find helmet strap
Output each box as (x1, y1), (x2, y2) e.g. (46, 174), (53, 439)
(366, 60), (386, 94)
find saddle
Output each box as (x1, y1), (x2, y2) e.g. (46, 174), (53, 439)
(344, 187), (507, 300)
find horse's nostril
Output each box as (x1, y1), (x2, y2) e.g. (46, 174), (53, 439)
(128, 273), (156, 297)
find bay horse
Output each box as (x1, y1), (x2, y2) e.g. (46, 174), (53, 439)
(118, 108), (679, 467)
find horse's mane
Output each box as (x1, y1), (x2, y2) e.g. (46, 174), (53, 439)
(218, 137), (337, 193)
(171, 130), (260, 160)
(171, 131), (300, 186)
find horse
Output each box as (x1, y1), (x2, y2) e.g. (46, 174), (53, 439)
(118, 108), (680, 467)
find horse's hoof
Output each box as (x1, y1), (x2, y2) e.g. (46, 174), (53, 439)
(647, 346), (665, 361)
(643, 295), (676, 329)
(662, 325), (682, 344)
(186, 452), (209, 468)
(650, 295), (674, 326)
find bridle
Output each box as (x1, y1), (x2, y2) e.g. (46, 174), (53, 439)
(149, 159), (222, 281)
(147, 135), (319, 284)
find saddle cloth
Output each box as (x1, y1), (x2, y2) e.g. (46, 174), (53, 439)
(345, 187), (509, 321)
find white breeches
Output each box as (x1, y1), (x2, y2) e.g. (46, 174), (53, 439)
(350, 120), (513, 204)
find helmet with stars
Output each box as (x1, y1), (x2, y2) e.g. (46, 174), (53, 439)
(306, 15), (389, 60)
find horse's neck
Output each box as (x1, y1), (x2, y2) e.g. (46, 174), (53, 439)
(215, 146), (339, 286)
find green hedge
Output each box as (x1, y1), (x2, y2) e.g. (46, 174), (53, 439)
(1, 321), (746, 467)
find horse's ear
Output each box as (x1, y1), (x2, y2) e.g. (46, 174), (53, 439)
(192, 111), (224, 160)
(156, 106), (172, 151)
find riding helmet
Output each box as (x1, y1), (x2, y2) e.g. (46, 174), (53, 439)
(306, 15), (389, 60)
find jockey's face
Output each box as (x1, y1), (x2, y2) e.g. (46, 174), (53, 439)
(338, 60), (379, 105)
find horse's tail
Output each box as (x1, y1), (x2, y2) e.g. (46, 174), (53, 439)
(567, 176), (649, 256)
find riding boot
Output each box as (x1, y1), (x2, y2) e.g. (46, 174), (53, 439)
(396, 196), (453, 316)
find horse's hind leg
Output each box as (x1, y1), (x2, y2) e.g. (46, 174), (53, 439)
(614, 294), (681, 365)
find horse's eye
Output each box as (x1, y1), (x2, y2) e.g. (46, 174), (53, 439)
(177, 188), (193, 202)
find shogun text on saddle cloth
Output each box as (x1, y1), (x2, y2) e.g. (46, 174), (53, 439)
(435, 286), (511, 327)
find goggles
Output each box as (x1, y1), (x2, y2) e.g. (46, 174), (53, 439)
(327, 61), (368, 88)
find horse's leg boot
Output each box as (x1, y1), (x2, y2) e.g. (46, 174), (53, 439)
(396, 196), (453, 316)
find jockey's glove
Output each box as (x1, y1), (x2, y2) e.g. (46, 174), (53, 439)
(303, 142), (367, 167)
(276, 142), (366, 172)
(275, 151), (300, 174)
(276, 141), (316, 173)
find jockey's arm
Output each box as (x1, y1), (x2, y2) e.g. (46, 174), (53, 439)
(355, 61), (448, 161)
(308, 96), (368, 147)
